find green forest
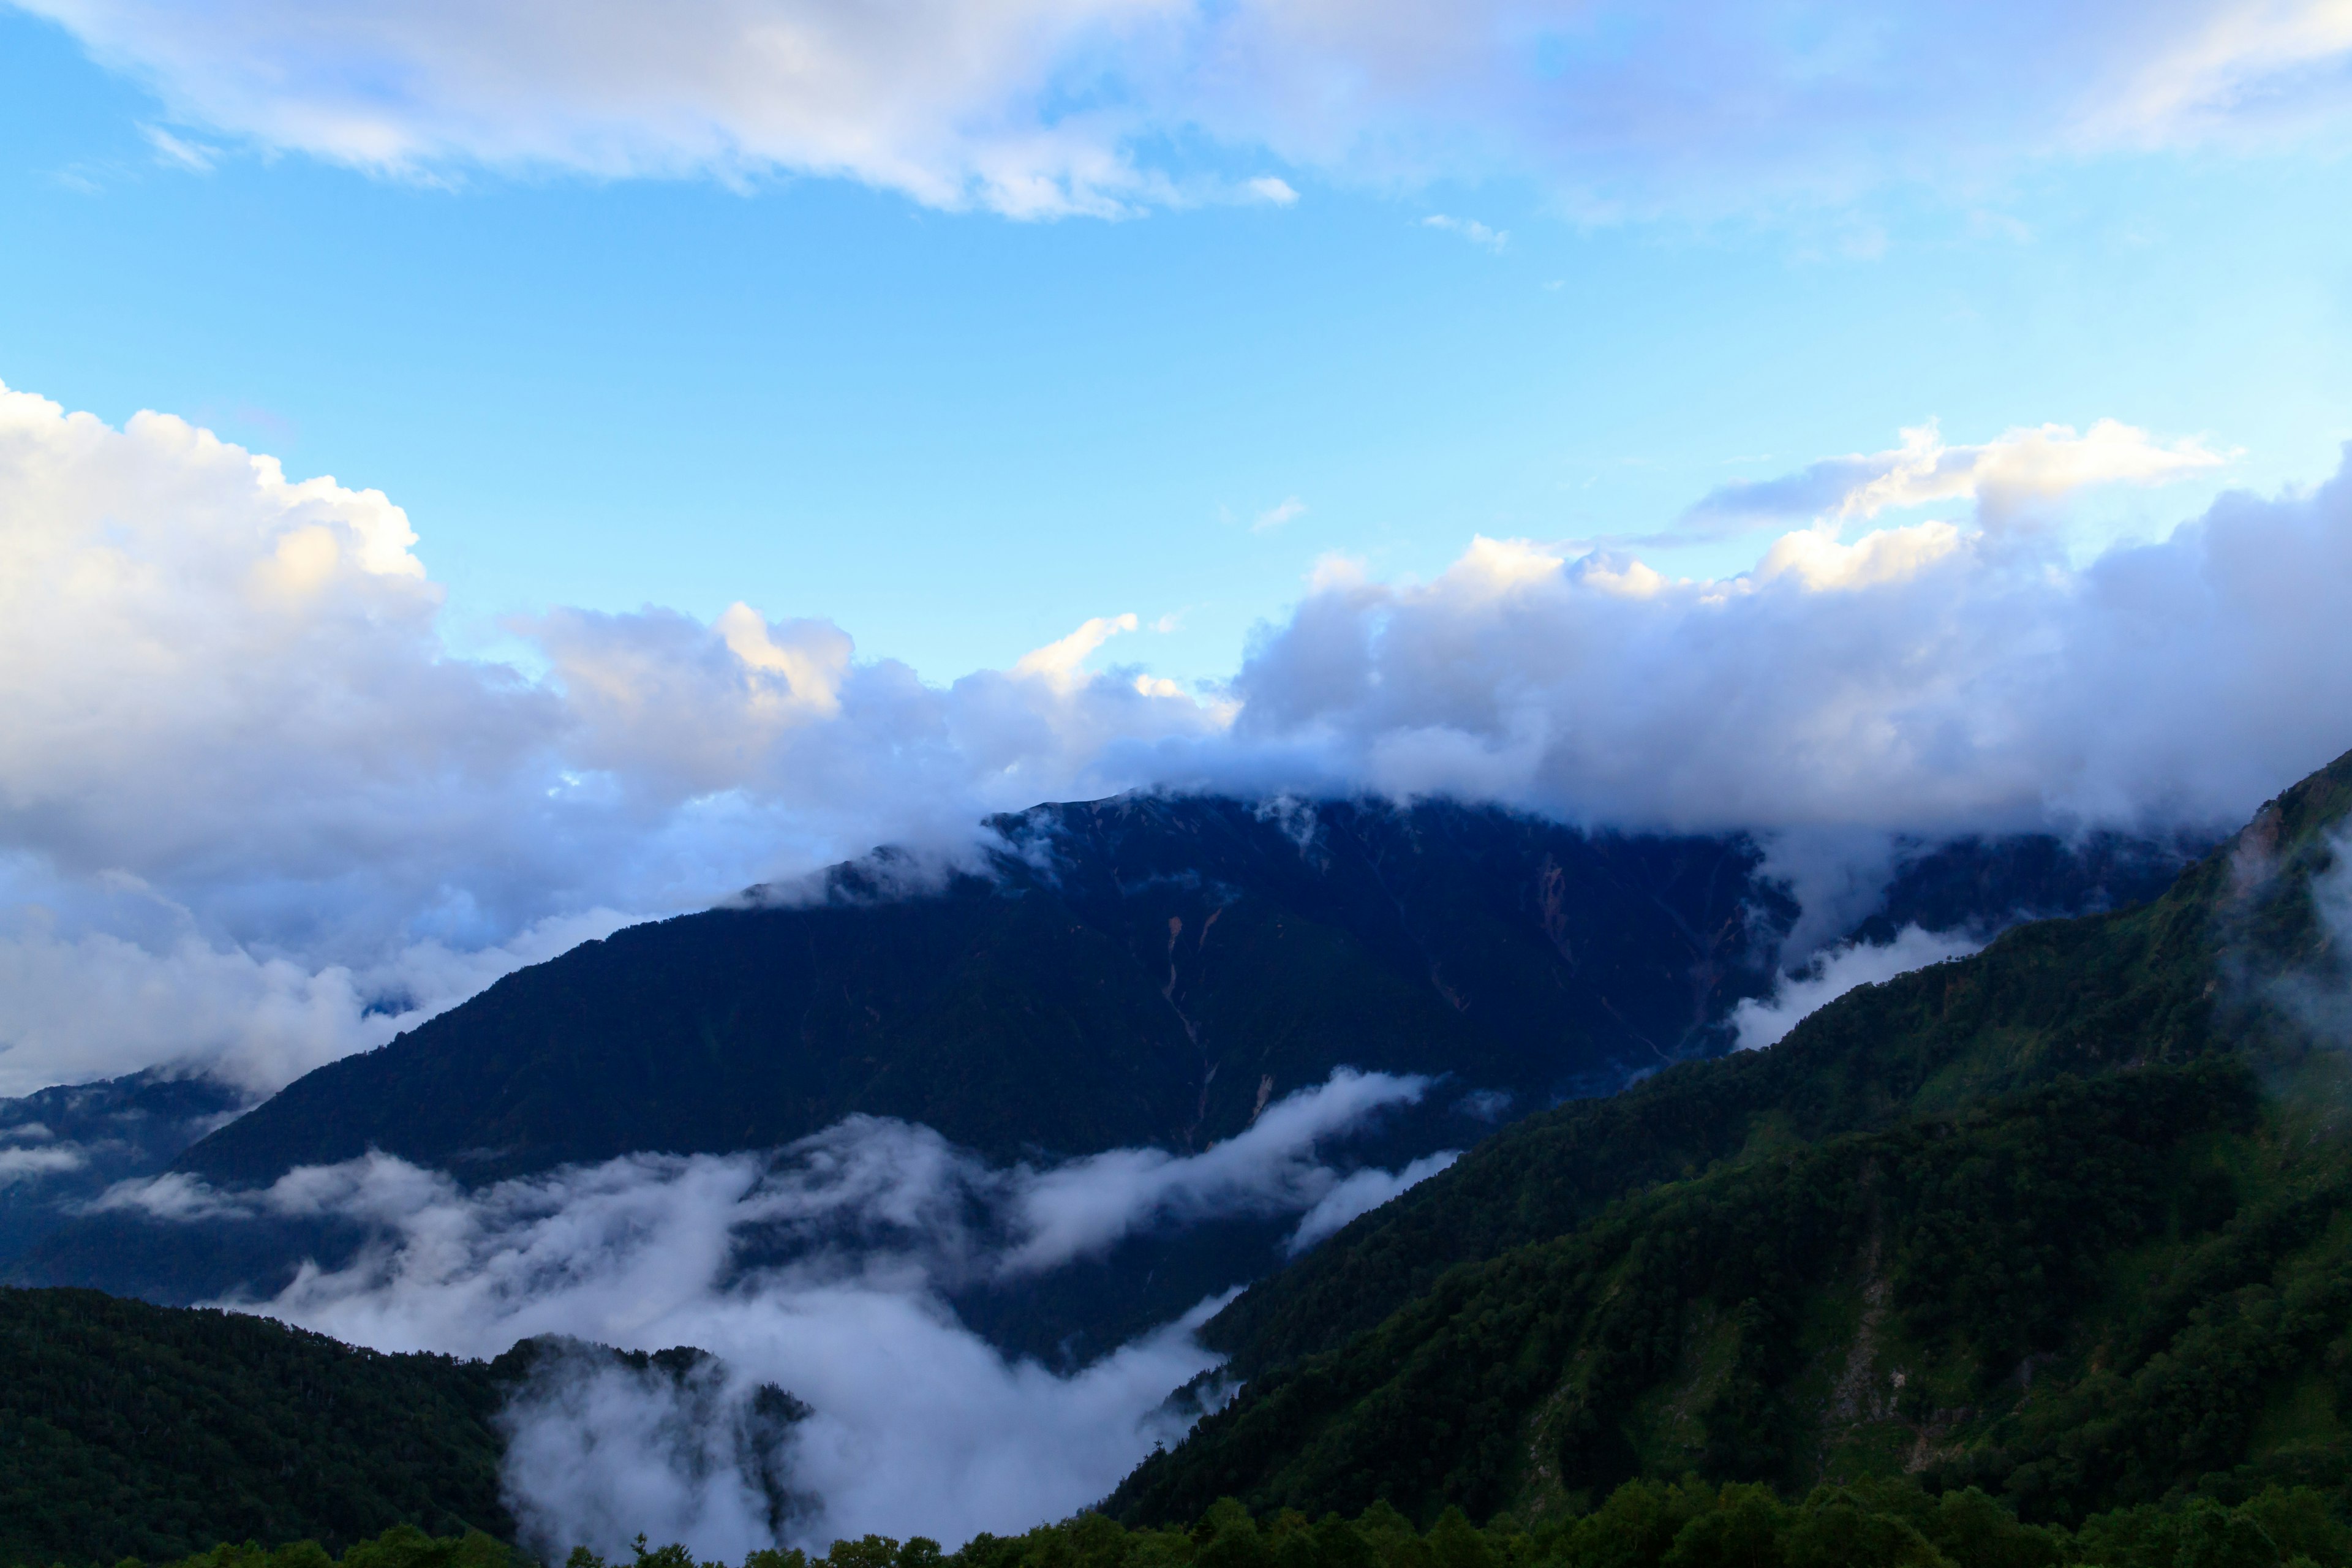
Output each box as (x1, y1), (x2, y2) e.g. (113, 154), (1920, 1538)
(0, 1287), (514, 1566)
(72, 1475), (2352, 1568)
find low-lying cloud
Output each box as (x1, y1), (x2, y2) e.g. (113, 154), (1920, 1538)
(95, 1071), (1447, 1554)
(6, 382), (2351, 1097)
(1730, 924), (1985, 1052)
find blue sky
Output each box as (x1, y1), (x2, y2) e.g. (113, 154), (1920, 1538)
(5, 1), (2346, 686)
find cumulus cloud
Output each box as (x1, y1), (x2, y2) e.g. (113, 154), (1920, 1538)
(1729, 924), (1982, 1050)
(0, 380), (1212, 1091)
(96, 1071), (1444, 1553)
(7, 381), (2352, 1096)
(1223, 447), (2352, 835)
(19, 0), (2352, 215)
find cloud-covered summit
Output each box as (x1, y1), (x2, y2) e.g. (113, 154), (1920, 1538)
(2, 379), (2348, 1095)
(21, 0), (2352, 215)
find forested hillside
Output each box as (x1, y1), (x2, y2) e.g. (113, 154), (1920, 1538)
(0, 1288), (513, 1566)
(1108, 749), (2352, 1529)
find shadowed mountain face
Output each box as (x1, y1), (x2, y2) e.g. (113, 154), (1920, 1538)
(168, 796), (1802, 1189)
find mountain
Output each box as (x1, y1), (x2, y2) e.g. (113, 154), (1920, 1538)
(164, 796), (2196, 1189)
(2, 796), (2196, 1362)
(167, 797), (1795, 1188)
(0, 1282), (824, 1568)
(1106, 750), (2352, 1528)
(0, 1071), (249, 1259)
(0, 1285), (511, 1566)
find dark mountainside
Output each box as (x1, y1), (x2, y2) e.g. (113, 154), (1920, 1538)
(0, 1072), (249, 1257)
(1107, 749), (2352, 1531)
(167, 797), (1798, 1186)
(0, 1286), (512, 1566)
(0, 1286), (809, 1568)
(2, 797), (2193, 1360)
(161, 796), (2196, 1189)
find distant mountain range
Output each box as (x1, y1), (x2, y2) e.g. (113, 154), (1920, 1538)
(1, 795), (2194, 1354)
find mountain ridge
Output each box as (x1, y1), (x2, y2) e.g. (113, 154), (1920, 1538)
(1104, 749), (2352, 1527)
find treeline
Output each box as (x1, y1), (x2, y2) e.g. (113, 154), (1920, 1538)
(70, 1476), (2352, 1568)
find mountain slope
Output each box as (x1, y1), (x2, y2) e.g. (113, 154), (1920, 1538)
(0, 1071), (247, 1258)
(168, 797), (1801, 1188)
(1107, 749), (2352, 1528)
(168, 795), (2199, 1193)
(0, 1286), (512, 1566)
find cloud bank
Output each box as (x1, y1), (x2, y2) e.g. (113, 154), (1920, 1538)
(4, 381), (2351, 1095)
(97, 1071), (1442, 1555)
(20, 0), (2352, 214)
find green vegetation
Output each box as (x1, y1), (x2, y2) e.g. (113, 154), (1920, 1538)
(32, 1525), (511, 1568)
(92, 1477), (2352, 1568)
(0, 1289), (514, 1567)
(1107, 750), (2352, 1531)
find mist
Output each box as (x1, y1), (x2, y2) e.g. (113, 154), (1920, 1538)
(1730, 925), (1985, 1051)
(94, 1071), (1447, 1556)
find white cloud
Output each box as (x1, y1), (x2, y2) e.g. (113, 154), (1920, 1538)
(7, 380), (2352, 1098)
(1000, 1068), (1433, 1270)
(0, 907), (632, 1099)
(1422, 214), (1507, 251)
(1253, 497), (1306, 532)
(1007, 611), (1140, 688)
(1729, 924), (1983, 1050)
(1243, 175), (1298, 205)
(1284, 1150), (1456, 1254)
(139, 123), (216, 170)
(1222, 441), (2352, 836)
(1752, 518), (1966, 591)
(1686, 419), (2230, 533)
(0, 1145), (85, 1184)
(21, 1), (2352, 216)
(97, 1071), (1440, 1553)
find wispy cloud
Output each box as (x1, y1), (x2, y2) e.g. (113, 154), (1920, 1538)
(1422, 214), (1508, 251)
(1253, 496), (1306, 531)
(1729, 925), (1980, 1050)
(23, 0), (2352, 217)
(1679, 418), (2230, 535)
(140, 124), (218, 172)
